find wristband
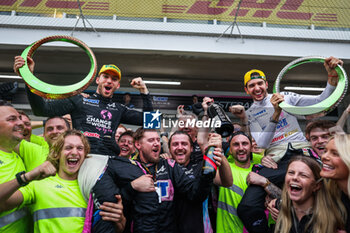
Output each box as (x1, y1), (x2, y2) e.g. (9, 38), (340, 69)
(263, 179), (271, 188)
(16, 171), (29, 186)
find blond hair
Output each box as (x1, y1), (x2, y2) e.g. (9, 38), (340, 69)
(47, 130), (90, 170)
(334, 134), (350, 196)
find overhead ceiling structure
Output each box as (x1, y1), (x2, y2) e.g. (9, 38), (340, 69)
(0, 0), (350, 99)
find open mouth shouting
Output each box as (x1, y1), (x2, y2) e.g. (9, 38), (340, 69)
(103, 85), (113, 95)
(59, 135), (86, 179)
(66, 156), (81, 170)
(152, 146), (160, 154)
(120, 146), (131, 156)
(315, 145), (325, 155)
(289, 183), (302, 196)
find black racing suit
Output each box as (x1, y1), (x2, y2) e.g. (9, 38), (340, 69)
(175, 159), (206, 233)
(91, 156), (154, 233)
(26, 87), (153, 155)
(131, 158), (214, 233)
(90, 156), (213, 233)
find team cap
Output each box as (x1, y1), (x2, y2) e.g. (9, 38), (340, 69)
(244, 69), (266, 86)
(99, 64), (122, 81)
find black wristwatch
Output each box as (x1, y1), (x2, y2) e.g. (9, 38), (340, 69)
(160, 132), (168, 138)
(16, 171), (29, 186)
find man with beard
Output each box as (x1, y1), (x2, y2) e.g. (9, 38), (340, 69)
(130, 128), (219, 233)
(216, 131), (279, 233)
(14, 56), (153, 156)
(175, 97), (215, 163)
(176, 113), (203, 162)
(169, 131), (232, 233)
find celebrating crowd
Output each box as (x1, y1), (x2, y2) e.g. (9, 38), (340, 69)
(0, 55), (349, 233)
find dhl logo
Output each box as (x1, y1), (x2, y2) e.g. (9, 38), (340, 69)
(0, 0), (345, 27)
(162, 0), (337, 22)
(0, 0), (109, 10)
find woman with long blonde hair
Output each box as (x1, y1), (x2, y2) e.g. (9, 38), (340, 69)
(274, 156), (344, 233)
(321, 133), (350, 232)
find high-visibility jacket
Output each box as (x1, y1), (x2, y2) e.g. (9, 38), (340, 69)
(20, 174), (87, 233)
(19, 139), (48, 172)
(217, 153), (262, 233)
(0, 150), (30, 233)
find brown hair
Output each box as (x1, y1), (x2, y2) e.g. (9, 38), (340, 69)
(305, 120), (335, 139)
(118, 130), (135, 142)
(134, 128), (157, 142)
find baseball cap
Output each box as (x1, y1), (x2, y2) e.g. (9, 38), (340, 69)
(244, 69), (266, 86)
(99, 64), (122, 80)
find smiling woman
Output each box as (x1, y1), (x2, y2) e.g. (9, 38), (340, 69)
(321, 134), (350, 232)
(274, 156), (344, 233)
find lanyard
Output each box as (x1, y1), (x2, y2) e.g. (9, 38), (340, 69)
(136, 160), (158, 182)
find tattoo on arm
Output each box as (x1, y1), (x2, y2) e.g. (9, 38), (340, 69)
(265, 183), (282, 199)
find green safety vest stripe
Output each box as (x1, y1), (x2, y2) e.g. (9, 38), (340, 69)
(228, 184), (244, 197)
(217, 201), (238, 217)
(0, 208), (27, 228)
(33, 207), (86, 222)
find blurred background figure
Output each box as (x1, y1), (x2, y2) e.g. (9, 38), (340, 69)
(123, 92), (135, 108)
(115, 124), (127, 142)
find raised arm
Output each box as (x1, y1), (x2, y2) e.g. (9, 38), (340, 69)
(250, 93), (283, 148)
(204, 133), (233, 187)
(130, 77), (149, 95)
(229, 105), (249, 135)
(120, 77), (153, 126)
(286, 57), (343, 107)
(213, 147), (233, 187)
(0, 161), (56, 213)
(14, 56), (77, 117)
(197, 97), (214, 152)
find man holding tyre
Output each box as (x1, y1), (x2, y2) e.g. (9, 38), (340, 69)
(229, 56), (343, 233)
(14, 56), (153, 156)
